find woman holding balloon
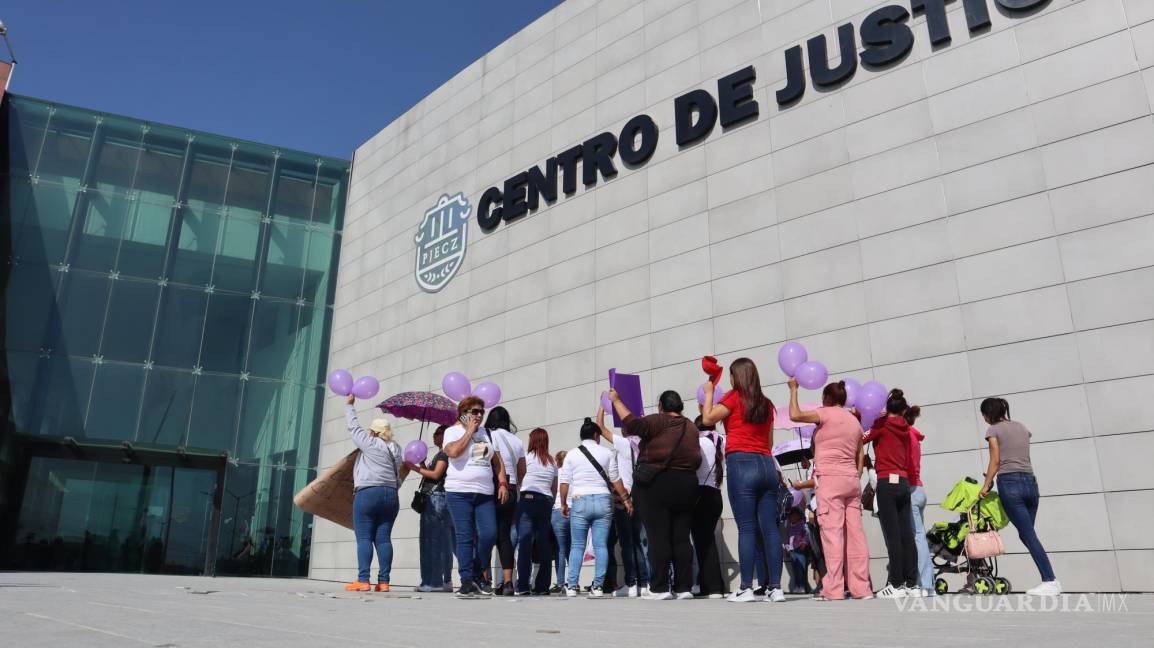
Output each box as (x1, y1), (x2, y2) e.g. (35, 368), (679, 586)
(407, 425), (455, 592)
(700, 357), (785, 603)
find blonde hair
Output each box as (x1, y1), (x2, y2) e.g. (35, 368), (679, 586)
(370, 419), (394, 442)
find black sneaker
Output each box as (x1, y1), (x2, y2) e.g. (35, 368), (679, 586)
(497, 582), (515, 597)
(532, 589), (550, 596)
(753, 586), (768, 596)
(476, 581), (494, 596)
(455, 582), (478, 598)
(548, 585), (562, 594)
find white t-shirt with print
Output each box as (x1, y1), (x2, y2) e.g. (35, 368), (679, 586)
(443, 424), (496, 495)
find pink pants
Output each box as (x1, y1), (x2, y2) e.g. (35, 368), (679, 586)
(815, 474), (872, 599)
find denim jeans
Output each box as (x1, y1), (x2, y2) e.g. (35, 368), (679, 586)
(352, 486), (400, 583)
(566, 493), (613, 588)
(445, 491), (497, 585)
(787, 549), (810, 593)
(551, 508), (570, 587)
(515, 492), (554, 593)
(910, 485), (934, 590)
(419, 492), (454, 588)
(725, 452), (782, 589)
(997, 472), (1056, 582)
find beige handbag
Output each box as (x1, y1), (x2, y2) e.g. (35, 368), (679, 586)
(964, 511), (1005, 559)
(293, 450), (359, 530)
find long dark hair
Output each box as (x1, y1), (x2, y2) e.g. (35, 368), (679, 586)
(526, 427), (554, 466)
(980, 397), (1010, 423)
(484, 406), (517, 434)
(886, 388), (921, 422)
(822, 381), (847, 407)
(730, 357), (771, 424)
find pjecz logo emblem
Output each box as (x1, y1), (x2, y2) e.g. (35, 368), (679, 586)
(414, 192), (471, 293)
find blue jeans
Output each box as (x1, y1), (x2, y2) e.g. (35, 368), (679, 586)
(997, 472), (1056, 582)
(566, 494), (613, 588)
(353, 486), (400, 583)
(515, 492), (554, 593)
(445, 491), (497, 585)
(551, 508), (570, 587)
(613, 507), (648, 587)
(788, 549), (810, 593)
(726, 452), (782, 589)
(910, 485), (934, 590)
(419, 492), (454, 588)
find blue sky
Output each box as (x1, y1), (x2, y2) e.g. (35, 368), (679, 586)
(3, 0), (562, 158)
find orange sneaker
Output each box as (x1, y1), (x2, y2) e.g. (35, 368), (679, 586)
(344, 581), (371, 592)
(374, 583), (390, 593)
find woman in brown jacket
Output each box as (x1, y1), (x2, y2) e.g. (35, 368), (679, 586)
(608, 388), (701, 600)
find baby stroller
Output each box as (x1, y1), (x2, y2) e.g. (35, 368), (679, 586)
(926, 477), (1011, 595)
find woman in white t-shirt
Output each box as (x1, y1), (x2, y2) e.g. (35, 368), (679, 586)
(692, 415), (726, 598)
(442, 396), (509, 597)
(514, 427), (557, 595)
(482, 406), (526, 596)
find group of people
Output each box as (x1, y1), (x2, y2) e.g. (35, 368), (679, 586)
(340, 356), (1062, 599)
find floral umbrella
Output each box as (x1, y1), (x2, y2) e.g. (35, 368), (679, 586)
(377, 391), (458, 438)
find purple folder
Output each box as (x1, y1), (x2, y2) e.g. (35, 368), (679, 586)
(609, 368), (644, 428)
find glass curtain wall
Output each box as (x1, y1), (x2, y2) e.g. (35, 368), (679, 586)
(1, 95), (348, 576)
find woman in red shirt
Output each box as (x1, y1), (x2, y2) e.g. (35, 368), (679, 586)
(862, 388), (920, 598)
(700, 357), (784, 603)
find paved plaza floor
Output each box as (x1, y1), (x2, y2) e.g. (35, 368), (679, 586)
(0, 572), (1150, 647)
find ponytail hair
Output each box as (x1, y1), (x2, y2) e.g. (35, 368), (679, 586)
(904, 405), (922, 425)
(822, 381), (848, 407)
(980, 397), (1011, 423)
(886, 388), (910, 415)
(579, 417), (600, 440)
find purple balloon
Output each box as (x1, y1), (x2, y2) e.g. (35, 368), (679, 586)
(352, 376), (380, 400)
(777, 342), (809, 377)
(600, 391), (612, 411)
(858, 382), (888, 417)
(327, 369), (354, 396)
(794, 361), (828, 390)
(696, 383), (724, 406)
(798, 424), (816, 440)
(842, 378), (861, 408)
(474, 382), (502, 409)
(789, 486), (804, 508)
(442, 372), (471, 402)
(403, 439), (429, 465)
(860, 411), (879, 433)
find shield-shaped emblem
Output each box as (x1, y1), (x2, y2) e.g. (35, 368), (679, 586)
(413, 192), (471, 293)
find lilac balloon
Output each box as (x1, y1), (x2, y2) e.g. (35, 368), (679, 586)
(863, 380), (887, 396)
(842, 378), (861, 408)
(696, 383), (724, 406)
(777, 342), (809, 377)
(798, 424), (816, 441)
(474, 382), (502, 409)
(600, 391), (612, 411)
(327, 369), (354, 396)
(794, 361), (828, 390)
(860, 411), (879, 433)
(858, 382), (888, 416)
(403, 439), (429, 465)
(442, 372), (471, 402)
(352, 376), (380, 400)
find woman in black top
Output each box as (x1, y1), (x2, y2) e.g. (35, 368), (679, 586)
(407, 425), (454, 592)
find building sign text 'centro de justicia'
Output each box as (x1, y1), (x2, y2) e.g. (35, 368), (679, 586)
(473, 0), (1049, 234)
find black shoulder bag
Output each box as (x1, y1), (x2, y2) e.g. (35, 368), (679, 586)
(633, 418), (688, 487)
(576, 445), (616, 492)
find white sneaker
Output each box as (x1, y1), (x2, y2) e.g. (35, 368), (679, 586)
(904, 586), (925, 598)
(727, 588), (757, 603)
(675, 591), (694, 600)
(614, 585), (638, 598)
(707, 593), (724, 599)
(639, 586), (651, 597)
(564, 586), (578, 598)
(876, 584), (906, 599)
(767, 588), (787, 602)
(644, 591), (674, 600)
(588, 586), (604, 598)
(1026, 580), (1062, 596)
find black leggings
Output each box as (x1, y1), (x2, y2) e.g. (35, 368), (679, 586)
(495, 489), (518, 571)
(691, 485), (725, 596)
(635, 469), (698, 594)
(876, 477), (917, 587)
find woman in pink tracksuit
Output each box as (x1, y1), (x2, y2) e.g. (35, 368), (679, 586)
(788, 378), (872, 600)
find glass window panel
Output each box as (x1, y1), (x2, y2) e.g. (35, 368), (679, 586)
(137, 367), (195, 445)
(236, 380), (299, 462)
(151, 285), (207, 369)
(199, 292), (252, 373)
(90, 120), (144, 196)
(117, 201), (173, 279)
(268, 463), (307, 576)
(136, 124), (188, 204)
(211, 214), (261, 293)
(73, 192), (133, 272)
(247, 300), (298, 380)
(300, 230), (335, 305)
(5, 351), (44, 433)
(7, 176), (36, 254)
(84, 362), (144, 442)
(53, 271), (112, 358)
(14, 180), (80, 266)
(184, 144), (231, 210)
(288, 305), (328, 386)
(171, 205), (220, 287)
(310, 164), (346, 228)
(225, 147), (272, 219)
(188, 373), (240, 451)
(5, 265), (60, 352)
(37, 355), (94, 437)
(8, 97), (51, 175)
(100, 279), (160, 363)
(261, 222), (307, 299)
(10, 457), (99, 570)
(36, 105), (97, 183)
(163, 467), (217, 574)
(271, 152), (316, 223)
(215, 463), (261, 575)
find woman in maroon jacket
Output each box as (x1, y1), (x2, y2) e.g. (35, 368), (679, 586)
(862, 388), (921, 598)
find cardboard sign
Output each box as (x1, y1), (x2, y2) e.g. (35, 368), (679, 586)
(608, 368), (644, 428)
